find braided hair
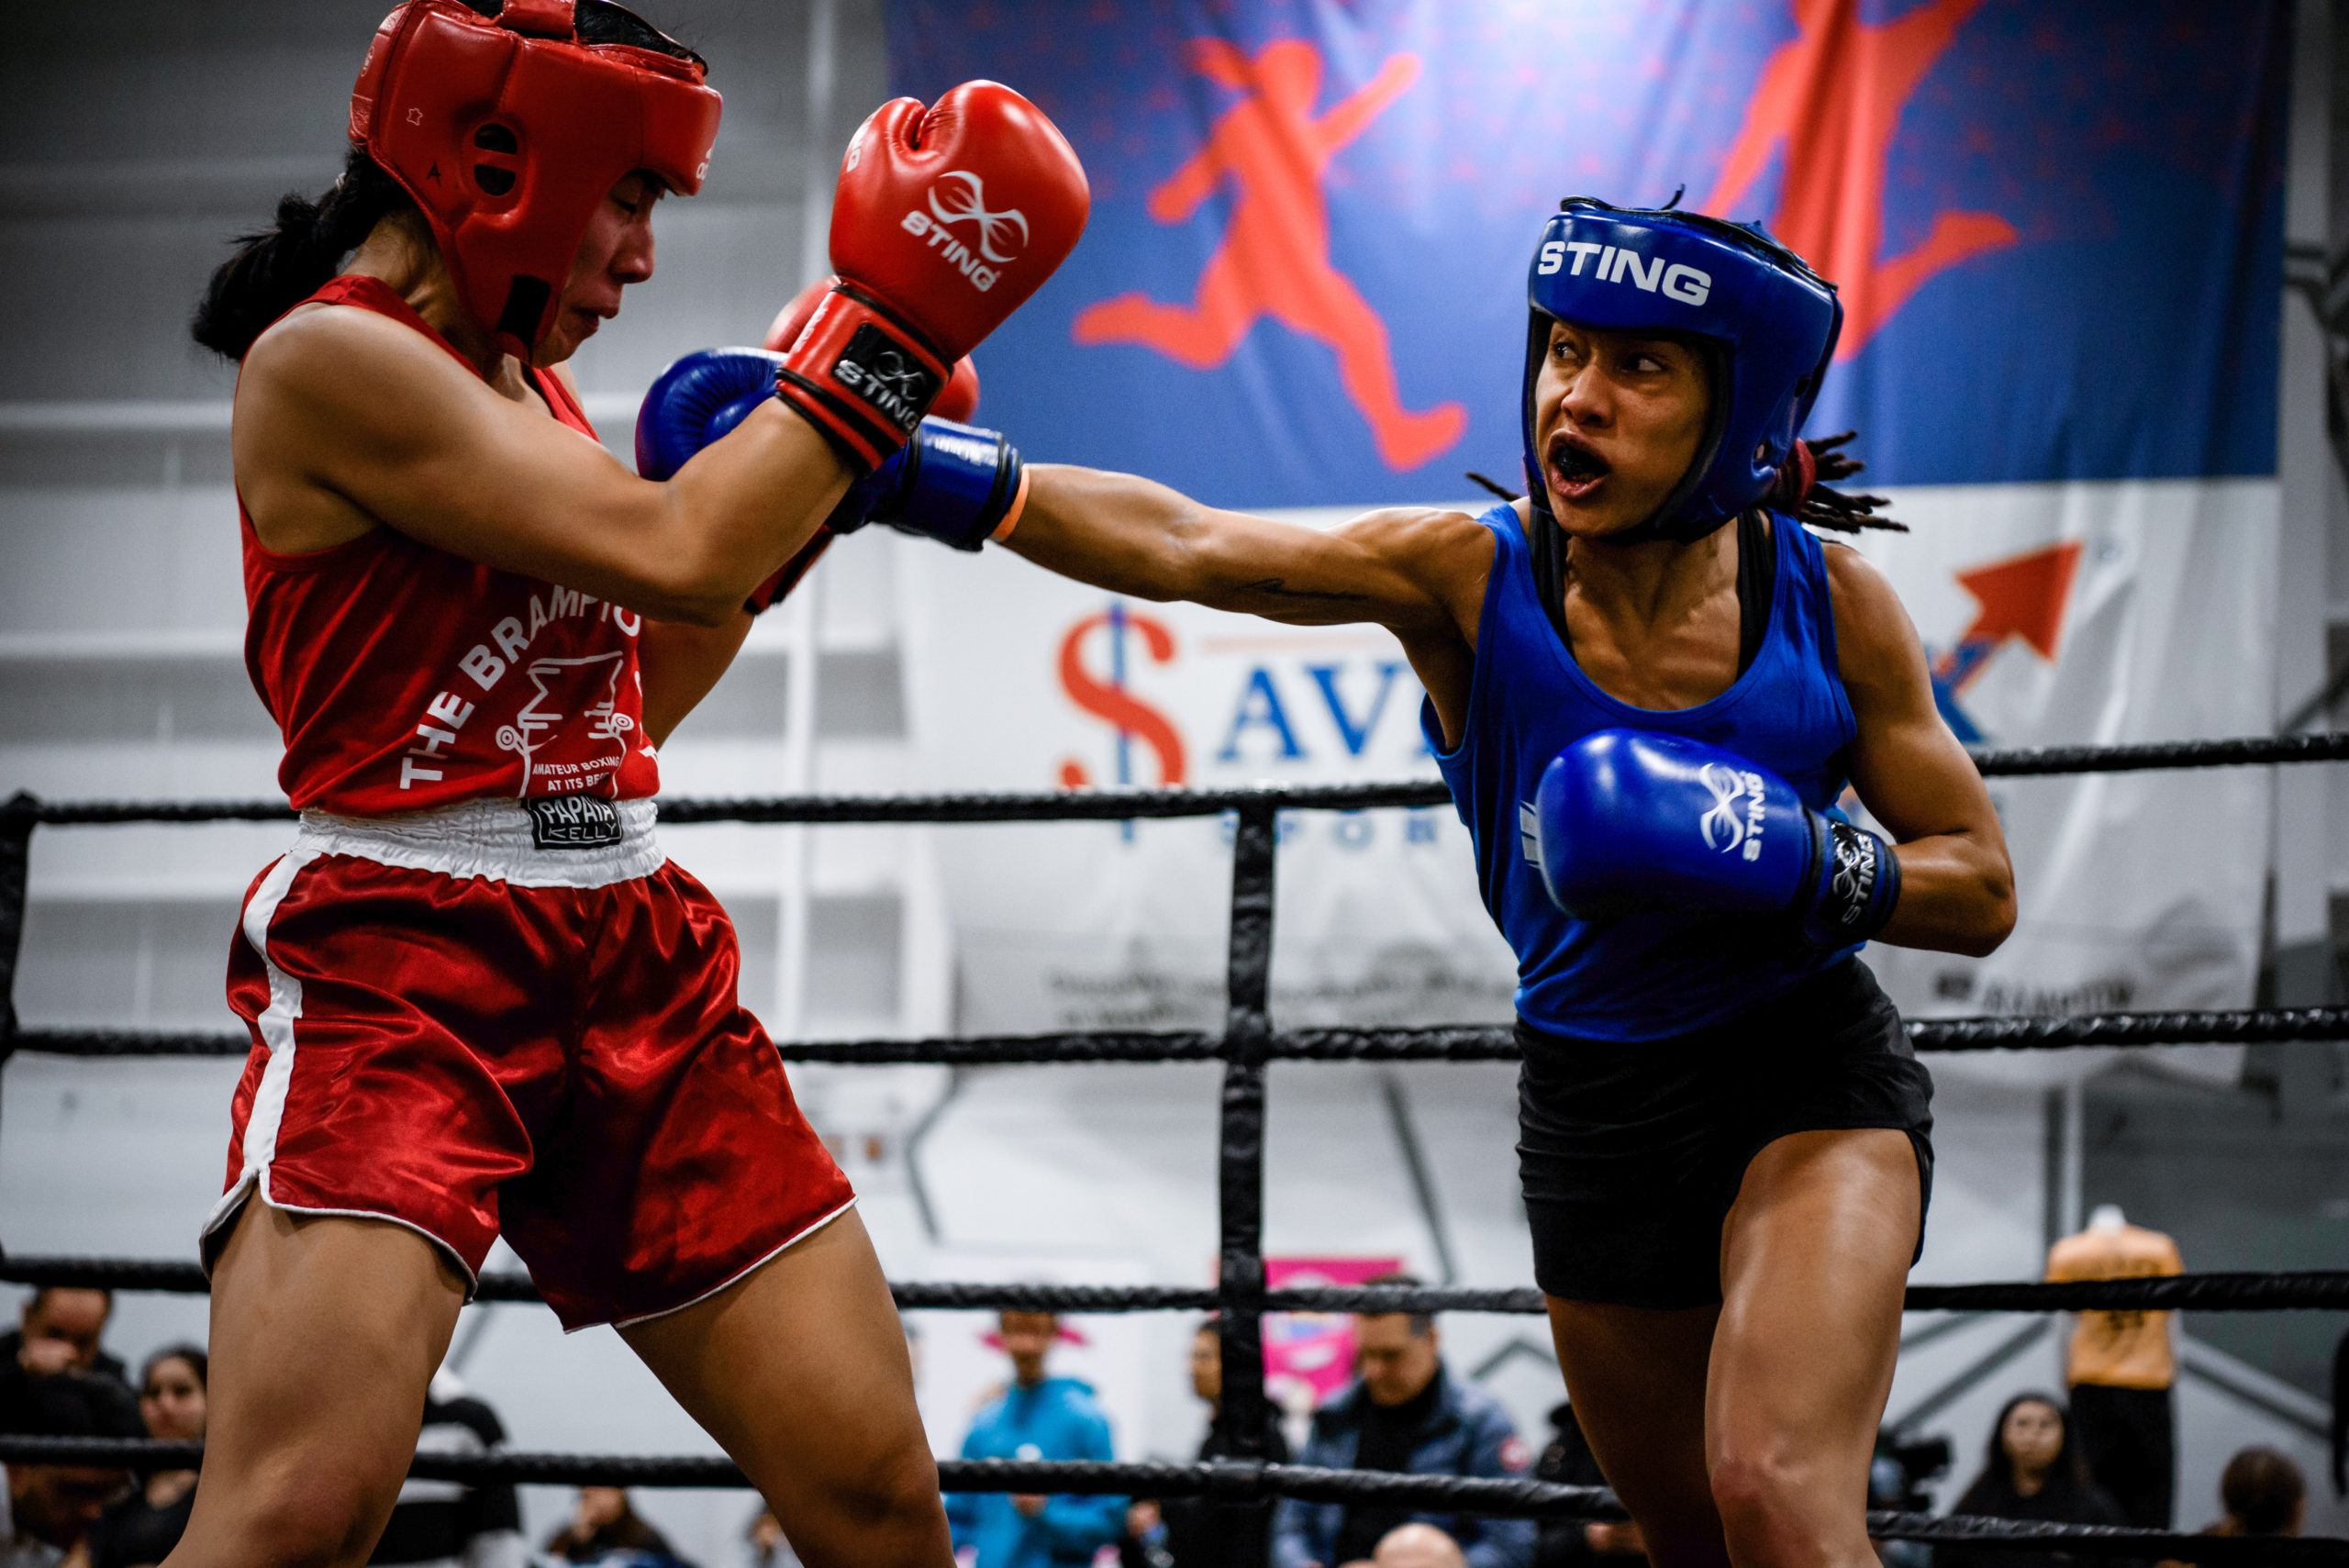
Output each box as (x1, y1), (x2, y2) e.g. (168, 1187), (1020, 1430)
(190, 0), (703, 361)
(1770, 430), (1901, 533)
(1466, 429), (1904, 535)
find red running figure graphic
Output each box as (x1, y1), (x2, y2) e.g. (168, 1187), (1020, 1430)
(1074, 39), (1465, 471)
(1701, 0), (2018, 358)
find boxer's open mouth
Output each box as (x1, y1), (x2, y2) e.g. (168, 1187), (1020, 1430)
(1547, 435), (1611, 500)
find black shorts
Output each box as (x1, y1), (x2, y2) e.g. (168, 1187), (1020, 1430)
(1519, 958), (1933, 1309)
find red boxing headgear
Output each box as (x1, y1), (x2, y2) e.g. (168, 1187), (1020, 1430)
(350, 0), (721, 359)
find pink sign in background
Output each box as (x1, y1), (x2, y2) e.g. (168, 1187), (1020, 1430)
(1262, 1255), (1403, 1412)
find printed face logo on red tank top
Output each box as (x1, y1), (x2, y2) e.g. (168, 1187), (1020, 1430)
(495, 651), (635, 795)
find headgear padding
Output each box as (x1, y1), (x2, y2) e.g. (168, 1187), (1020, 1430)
(351, 0), (722, 359)
(1522, 197), (1840, 544)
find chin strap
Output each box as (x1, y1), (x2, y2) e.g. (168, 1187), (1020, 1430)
(1529, 496), (1571, 650)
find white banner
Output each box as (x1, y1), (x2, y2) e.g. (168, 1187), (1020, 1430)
(898, 521), (1516, 1034)
(1849, 479), (2277, 1028)
(898, 479), (2276, 1036)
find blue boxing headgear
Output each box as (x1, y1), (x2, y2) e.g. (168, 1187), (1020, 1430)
(1523, 197), (1841, 544)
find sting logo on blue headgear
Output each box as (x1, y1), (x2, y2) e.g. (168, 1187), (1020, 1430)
(1521, 196), (1841, 545)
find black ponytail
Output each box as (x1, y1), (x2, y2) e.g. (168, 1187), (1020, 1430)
(190, 145), (414, 361)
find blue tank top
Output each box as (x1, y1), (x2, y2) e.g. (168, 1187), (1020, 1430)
(1422, 504), (1861, 1041)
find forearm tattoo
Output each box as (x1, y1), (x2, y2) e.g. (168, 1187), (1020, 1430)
(1239, 577), (1370, 603)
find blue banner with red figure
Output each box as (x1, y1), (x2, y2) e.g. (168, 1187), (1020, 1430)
(887, 0), (2286, 507)
(884, 0), (2293, 1041)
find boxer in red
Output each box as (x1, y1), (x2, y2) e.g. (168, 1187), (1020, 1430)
(175, 6), (1087, 1564)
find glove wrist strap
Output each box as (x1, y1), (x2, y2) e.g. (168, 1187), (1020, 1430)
(745, 533), (834, 617)
(990, 465), (1032, 543)
(1800, 817), (1901, 947)
(774, 285), (951, 473)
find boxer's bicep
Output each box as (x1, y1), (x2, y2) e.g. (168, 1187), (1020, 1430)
(1829, 544), (2017, 952)
(1827, 544), (1988, 843)
(1013, 467), (1479, 637)
(1158, 502), (1484, 640)
(1188, 506), (1438, 627)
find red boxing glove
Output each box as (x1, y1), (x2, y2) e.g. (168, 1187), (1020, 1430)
(774, 82), (1088, 472)
(935, 353), (982, 424)
(765, 279), (982, 423)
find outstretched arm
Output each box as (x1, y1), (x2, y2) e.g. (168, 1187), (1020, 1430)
(1826, 543), (2016, 955)
(1008, 465), (1490, 744)
(1313, 52), (1421, 155)
(1011, 464), (1485, 635)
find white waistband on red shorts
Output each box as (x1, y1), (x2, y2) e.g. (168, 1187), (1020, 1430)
(295, 796), (664, 889)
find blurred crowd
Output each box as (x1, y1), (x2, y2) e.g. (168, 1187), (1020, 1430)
(934, 1273), (1540, 1568)
(917, 1220), (2349, 1568)
(5, 1251), (2339, 1568)
(0, 1284), (689, 1568)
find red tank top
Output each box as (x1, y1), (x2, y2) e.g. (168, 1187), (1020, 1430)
(241, 276), (659, 815)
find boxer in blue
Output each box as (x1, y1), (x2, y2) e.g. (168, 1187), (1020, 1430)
(644, 197), (2012, 1568)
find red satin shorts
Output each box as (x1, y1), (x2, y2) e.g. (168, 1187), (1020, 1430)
(206, 799), (855, 1330)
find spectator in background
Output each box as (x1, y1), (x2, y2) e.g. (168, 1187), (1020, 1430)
(0, 1370), (142, 1566)
(84, 1345), (206, 1568)
(742, 1507), (802, 1567)
(1131, 1318), (1293, 1567)
(371, 1369), (525, 1568)
(2, 1291), (123, 1383)
(1274, 1275), (1535, 1568)
(541, 1487), (690, 1567)
(2155, 1448), (2307, 1568)
(1362, 1524), (1474, 1567)
(1939, 1393), (2127, 1568)
(1531, 1402), (1641, 1568)
(948, 1309), (1125, 1568)
(2210, 1447), (2305, 1539)
(0, 1289), (128, 1424)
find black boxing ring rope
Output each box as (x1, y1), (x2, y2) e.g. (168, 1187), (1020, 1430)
(3, 730), (2347, 1561)
(6, 1440), (2349, 1568)
(5, 1256), (2348, 1316)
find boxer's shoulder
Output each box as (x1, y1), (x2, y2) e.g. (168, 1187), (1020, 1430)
(1330, 503), (1499, 633)
(245, 292), (457, 393)
(1331, 502), (1494, 573)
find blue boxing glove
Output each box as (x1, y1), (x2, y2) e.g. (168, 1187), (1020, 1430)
(636, 348), (829, 615)
(634, 347), (785, 482)
(1529, 729), (1900, 947)
(826, 417), (1027, 551)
